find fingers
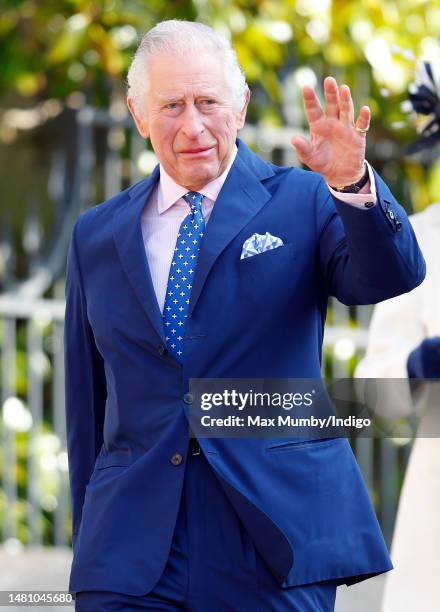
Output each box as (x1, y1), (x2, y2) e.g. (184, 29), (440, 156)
(304, 77), (357, 126)
(301, 85), (324, 125)
(291, 135), (313, 162)
(355, 105), (371, 132)
(339, 84), (354, 126)
(325, 78), (369, 131)
(323, 76), (340, 119)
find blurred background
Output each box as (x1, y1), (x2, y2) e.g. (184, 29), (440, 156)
(0, 0), (439, 609)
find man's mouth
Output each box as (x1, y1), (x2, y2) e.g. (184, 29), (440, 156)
(178, 146), (215, 156)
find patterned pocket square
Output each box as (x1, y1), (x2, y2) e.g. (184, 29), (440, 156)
(240, 232), (284, 259)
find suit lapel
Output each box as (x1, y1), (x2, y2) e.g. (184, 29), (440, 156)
(112, 165), (166, 342)
(188, 139), (275, 316)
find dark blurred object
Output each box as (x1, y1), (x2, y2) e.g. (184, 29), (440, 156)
(406, 62), (440, 155)
(407, 336), (440, 378)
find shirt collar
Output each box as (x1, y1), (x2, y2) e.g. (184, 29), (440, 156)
(157, 144), (238, 214)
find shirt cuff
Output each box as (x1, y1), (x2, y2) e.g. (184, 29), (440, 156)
(327, 161), (377, 209)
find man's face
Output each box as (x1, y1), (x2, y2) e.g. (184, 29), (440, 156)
(128, 52), (249, 191)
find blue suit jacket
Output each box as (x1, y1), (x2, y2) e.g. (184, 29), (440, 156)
(64, 138), (425, 595)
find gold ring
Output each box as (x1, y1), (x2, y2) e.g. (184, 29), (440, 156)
(355, 126), (369, 133)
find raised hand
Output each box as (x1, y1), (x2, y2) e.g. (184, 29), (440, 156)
(292, 76), (370, 188)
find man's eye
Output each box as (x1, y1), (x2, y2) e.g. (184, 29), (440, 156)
(200, 99), (216, 105)
(165, 102), (179, 109)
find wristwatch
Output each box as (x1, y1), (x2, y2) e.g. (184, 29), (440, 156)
(330, 163), (369, 193)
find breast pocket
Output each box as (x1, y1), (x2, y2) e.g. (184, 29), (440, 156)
(239, 242), (295, 269)
(237, 242), (297, 303)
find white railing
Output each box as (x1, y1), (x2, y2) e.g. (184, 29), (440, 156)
(0, 296), (69, 547)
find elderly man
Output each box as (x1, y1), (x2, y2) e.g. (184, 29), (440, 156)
(64, 19), (425, 611)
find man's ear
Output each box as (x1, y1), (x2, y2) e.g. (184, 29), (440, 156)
(235, 88), (251, 130)
(127, 97), (149, 139)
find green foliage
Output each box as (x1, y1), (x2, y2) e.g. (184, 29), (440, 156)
(0, 1), (437, 107)
(1, 1), (439, 204)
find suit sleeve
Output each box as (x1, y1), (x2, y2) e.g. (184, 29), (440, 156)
(316, 167), (426, 305)
(64, 218), (107, 550)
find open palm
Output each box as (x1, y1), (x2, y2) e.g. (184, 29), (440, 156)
(292, 77), (370, 188)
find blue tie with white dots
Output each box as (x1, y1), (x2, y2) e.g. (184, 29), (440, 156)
(162, 191), (205, 363)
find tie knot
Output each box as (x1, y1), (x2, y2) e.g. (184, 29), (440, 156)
(183, 191), (204, 213)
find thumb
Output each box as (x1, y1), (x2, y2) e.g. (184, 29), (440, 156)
(291, 136), (312, 162)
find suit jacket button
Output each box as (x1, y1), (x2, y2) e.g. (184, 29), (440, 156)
(170, 453), (183, 466)
(158, 344), (166, 356)
(183, 393), (194, 404)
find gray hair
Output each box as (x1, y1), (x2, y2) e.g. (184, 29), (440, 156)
(126, 20), (249, 120)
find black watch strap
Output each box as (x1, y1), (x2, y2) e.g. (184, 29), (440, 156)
(330, 163), (369, 193)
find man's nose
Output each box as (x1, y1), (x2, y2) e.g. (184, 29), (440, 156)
(181, 104), (205, 138)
